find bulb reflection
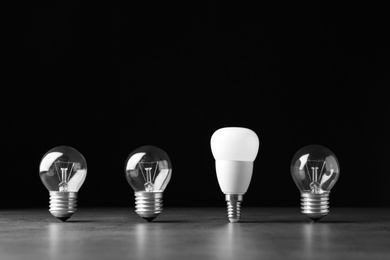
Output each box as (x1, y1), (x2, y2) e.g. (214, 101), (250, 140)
(134, 223), (163, 259)
(212, 224), (247, 260)
(302, 224), (330, 258)
(48, 223), (65, 259)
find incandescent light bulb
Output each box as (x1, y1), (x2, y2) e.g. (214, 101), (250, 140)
(39, 146), (87, 221)
(291, 145), (340, 221)
(125, 145), (172, 222)
(211, 127), (259, 223)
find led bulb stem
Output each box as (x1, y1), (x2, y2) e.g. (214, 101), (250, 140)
(225, 194), (243, 223)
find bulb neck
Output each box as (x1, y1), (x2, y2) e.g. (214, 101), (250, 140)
(225, 194), (243, 223)
(216, 160), (253, 194)
(134, 191), (163, 222)
(301, 191), (330, 222)
(49, 191), (78, 222)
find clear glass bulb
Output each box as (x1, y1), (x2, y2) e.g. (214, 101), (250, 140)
(125, 145), (172, 222)
(39, 146), (87, 221)
(291, 145), (340, 221)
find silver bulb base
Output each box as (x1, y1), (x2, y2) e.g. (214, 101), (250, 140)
(301, 191), (329, 222)
(135, 191), (163, 222)
(225, 194), (243, 223)
(49, 191), (78, 222)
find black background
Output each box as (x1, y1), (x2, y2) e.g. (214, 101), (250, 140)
(2, 3), (389, 208)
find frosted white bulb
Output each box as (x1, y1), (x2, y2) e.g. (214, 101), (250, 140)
(125, 145), (172, 222)
(291, 145), (340, 221)
(211, 127), (259, 222)
(39, 146), (87, 221)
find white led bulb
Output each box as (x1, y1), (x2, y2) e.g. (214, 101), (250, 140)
(211, 127), (259, 222)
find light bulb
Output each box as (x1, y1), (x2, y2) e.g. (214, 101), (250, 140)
(125, 145), (172, 222)
(210, 127), (259, 223)
(291, 145), (340, 222)
(39, 146), (87, 221)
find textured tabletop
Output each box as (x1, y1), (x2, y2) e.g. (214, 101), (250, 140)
(1, 207), (389, 260)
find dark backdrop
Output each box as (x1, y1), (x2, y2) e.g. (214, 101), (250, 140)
(2, 3), (389, 208)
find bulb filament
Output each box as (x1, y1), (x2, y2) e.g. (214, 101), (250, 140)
(306, 161), (326, 194)
(54, 161), (75, 192)
(59, 168), (68, 192)
(138, 162), (158, 192)
(144, 167), (154, 192)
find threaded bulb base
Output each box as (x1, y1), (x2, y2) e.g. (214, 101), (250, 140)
(225, 194), (243, 223)
(49, 191), (77, 222)
(301, 191), (329, 222)
(135, 191), (163, 222)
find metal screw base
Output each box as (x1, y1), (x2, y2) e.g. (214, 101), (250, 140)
(301, 192), (329, 222)
(135, 191), (163, 222)
(225, 194), (243, 223)
(49, 191), (78, 222)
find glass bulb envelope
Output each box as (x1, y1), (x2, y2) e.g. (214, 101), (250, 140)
(125, 146), (172, 193)
(40, 146), (87, 193)
(291, 145), (339, 195)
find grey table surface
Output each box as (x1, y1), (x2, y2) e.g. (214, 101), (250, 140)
(1, 207), (389, 260)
